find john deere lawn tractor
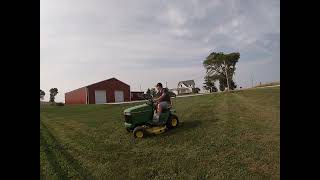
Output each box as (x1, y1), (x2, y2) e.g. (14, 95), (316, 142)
(123, 98), (179, 138)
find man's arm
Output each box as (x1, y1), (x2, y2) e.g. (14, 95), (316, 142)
(154, 91), (166, 102)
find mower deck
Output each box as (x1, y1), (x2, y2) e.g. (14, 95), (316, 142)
(143, 125), (167, 134)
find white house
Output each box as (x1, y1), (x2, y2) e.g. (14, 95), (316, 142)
(171, 80), (195, 95)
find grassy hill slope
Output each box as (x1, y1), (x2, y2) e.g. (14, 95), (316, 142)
(40, 87), (280, 179)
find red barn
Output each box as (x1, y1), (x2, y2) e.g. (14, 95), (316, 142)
(131, 91), (144, 101)
(65, 78), (130, 104)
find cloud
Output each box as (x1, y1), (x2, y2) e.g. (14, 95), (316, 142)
(41, 0), (279, 102)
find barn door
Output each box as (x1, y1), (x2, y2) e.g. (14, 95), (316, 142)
(95, 90), (107, 104)
(114, 90), (124, 102)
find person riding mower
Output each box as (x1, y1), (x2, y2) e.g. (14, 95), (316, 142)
(152, 83), (172, 125)
(123, 83), (179, 138)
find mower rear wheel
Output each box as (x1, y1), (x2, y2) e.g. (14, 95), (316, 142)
(133, 126), (145, 138)
(167, 115), (179, 129)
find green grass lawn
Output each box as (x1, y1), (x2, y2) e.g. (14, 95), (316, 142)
(40, 87), (280, 180)
(254, 81), (280, 88)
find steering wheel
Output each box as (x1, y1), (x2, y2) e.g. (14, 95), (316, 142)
(146, 98), (154, 105)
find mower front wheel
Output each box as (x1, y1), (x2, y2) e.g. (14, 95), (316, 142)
(167, 115), (179, 129)
(133, 126), (146, 138)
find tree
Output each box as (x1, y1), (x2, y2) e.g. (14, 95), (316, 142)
(218, 76), (237, 91)
(192, 87), (201, 93)
(145, 88), (151, 98)
(145, 88), (157, 98)
(203, 77), (218, 92)
(203, 52), (240, 91)
(167, 90), (176, 97)
(150, 88), (157, 97)
(49, 88), (58, 103)
(40, 89), (45, 100)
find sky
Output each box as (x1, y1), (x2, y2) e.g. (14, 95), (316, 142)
(40, 0), (280, 102)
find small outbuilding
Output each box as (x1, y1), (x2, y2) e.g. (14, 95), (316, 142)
(131, 91), (145, 101)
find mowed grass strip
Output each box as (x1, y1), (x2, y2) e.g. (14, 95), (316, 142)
(40, 87), (280, 180)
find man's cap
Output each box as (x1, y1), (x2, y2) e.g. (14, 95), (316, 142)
(156, 82), (163, 87)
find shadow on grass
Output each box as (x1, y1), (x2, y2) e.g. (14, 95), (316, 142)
(178, 120), (202, 129)
(40, 121), (93, 179)
(147, 120), (202, 138)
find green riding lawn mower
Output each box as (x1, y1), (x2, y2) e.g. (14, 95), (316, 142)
(123, 98), (179, 138)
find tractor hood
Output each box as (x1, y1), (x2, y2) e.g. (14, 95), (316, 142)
(123, 103), (152, 115)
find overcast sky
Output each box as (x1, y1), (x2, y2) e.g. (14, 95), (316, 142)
(40, 0), (280, 102)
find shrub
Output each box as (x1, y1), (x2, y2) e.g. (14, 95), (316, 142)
(56, 102), (64, 106)
(167, 90), (176, 97)
(192, 87), (200, 93)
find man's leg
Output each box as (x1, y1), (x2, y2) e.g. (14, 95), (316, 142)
(157, 103), (162, 116)
(153, 103), (163, 124)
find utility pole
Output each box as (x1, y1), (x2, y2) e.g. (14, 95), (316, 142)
(251, 74), (254, 88)
(140, 84), (141, 92)
(166, 81), (167, 88)
(224, 60), (230, 91)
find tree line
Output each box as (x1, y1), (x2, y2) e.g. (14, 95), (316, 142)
(40, 88), (58, 103)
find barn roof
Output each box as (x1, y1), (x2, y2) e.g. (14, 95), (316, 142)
(86, 77), (129, 87)
(65, 77), (130, 94)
